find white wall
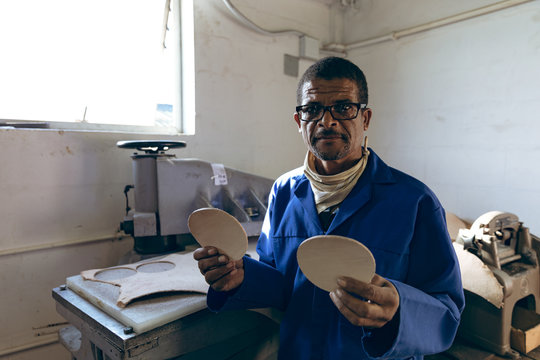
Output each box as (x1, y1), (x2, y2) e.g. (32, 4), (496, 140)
(0, 0), (324, 358)
(346, 0), (540, 232)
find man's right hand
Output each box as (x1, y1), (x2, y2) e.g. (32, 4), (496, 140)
(193, 246), (244, 292)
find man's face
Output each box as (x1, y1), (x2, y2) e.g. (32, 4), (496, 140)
(294, 77), (371, 169)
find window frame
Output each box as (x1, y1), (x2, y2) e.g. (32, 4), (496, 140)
(0, 0), (195, 136)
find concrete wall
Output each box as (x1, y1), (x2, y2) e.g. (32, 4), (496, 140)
(346, 0), (540, 232)
(0, 0), (323, 358)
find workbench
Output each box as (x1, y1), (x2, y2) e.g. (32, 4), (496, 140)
(52, 286), (279, 359)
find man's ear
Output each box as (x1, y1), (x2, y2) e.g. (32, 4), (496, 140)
(362, 108), (372, 131)
(294, 112), (301, 129)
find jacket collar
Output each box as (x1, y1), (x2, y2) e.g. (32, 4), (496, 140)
(292, 149), (395, 233)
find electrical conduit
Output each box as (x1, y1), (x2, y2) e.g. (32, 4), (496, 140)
(222, 0), (535, 54)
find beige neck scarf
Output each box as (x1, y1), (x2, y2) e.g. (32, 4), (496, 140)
(304, 138), (370, 214)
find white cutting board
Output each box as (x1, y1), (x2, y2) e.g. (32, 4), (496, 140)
(66, 275), (207, 334)
(66, 241), (260, 334)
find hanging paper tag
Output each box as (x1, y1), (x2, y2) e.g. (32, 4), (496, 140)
(211, 163), (228, 186)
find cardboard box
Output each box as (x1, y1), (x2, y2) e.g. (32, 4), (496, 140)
(511, 306), (540, 354)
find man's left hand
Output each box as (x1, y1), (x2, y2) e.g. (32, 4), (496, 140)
(329, 274), (399, 328)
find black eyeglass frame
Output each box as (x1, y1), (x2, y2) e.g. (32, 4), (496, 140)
(295, 102), (368, 122)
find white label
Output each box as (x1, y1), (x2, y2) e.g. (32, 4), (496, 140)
(211, 163), (228, 186)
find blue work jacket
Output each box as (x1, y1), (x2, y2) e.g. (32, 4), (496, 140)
(208, 149), (465, 359)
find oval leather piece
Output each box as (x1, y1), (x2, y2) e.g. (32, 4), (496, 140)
(297, 235), (375, 292)
(188, 208), (248, 260)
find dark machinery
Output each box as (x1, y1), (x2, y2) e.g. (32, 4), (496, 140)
(456, 211), (540, 358)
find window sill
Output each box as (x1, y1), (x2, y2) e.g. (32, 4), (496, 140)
(0, 120), (188, 136)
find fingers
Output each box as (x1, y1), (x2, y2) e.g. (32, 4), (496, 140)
(330, 289), (386, 328)
(210, 267), (244, 292)
(329, 275), (400, 328)
(193, 246), (218, 260)
(339, 275), (398, 307)
(195, 247), (229, 274)
(203, 258), (234, 281)
(192, 246), (244, 292)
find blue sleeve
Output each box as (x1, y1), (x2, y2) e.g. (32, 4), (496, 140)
(207, 184), (288, 312)
(363, 201), (465, 358)
(207, 256), (287, 311)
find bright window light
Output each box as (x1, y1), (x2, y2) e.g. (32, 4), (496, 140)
(0, 0), (192, 133)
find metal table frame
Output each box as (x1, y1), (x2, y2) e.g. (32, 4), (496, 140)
(53, 286), (279, 360)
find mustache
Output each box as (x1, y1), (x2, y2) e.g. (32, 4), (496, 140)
(312, 129), (348, 143)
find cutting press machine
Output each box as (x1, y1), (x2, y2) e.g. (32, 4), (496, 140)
(456, 211), (540, 358)
(116, 140), (274, 255)
(53, 140), (280, 359)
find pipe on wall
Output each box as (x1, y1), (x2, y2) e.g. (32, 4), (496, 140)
(222, 0), (306, 37)
(0, 235), (126, 257)
(223, 0), (534, 54)
(0, 334), (58, 357)
(325, 0), (535, 51)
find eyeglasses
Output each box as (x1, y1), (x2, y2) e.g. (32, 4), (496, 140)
(295, 102), (367, 122)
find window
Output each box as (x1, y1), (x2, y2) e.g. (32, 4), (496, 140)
(0, 0), (194, 134)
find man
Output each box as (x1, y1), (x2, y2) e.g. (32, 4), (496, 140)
(194, 57), (464, 359)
